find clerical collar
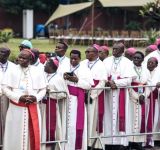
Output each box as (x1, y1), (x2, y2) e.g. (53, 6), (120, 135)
(134, 65), (142, 80)
(0, 61), (8, 72)
(33, 59), (40, 66)
(57, 56), (65, 63)
(0, 61), (8, 66)
(47, 72), (57, 82)
(113, 56), (122, 71)
(113, 56), (122, 61)
(134, 65), (142, 69)
(70, 64), (80, 72)
(88, 58), (99, 70)
(22, 66), (29, 75)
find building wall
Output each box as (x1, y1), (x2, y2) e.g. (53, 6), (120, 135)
(0, 7), (145, 37)
(0, 8), (22, 36)
(0, 8), (49, 37)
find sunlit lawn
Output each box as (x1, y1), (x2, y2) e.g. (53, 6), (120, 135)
(0, 38), (145, 61)
(0, 38), (90, 61)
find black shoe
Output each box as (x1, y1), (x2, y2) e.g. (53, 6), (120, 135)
(113, 145), (126, 150)
(154, 140), (160, 147)
(105, 144), (127, 150)
(105, 144), (113, 150)
(88, 146), (103, 150)
(143, 145), (153, 149)
(129, 142), (143, 150)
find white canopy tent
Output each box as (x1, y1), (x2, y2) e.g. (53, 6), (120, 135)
(99, 0), (155, 7)
(45, 0), (155, 26)
(45, 2), (93, 25)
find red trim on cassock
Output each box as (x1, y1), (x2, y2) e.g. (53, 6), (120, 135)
(68, 85), (85, 149)
(108, 76), (126, 132)
(10, 100), (40, 150)
(46, 98), (57, 141)
(147, 88), (158, 132)
(92, 80), (104, 133)
(131, 82), (146, 133)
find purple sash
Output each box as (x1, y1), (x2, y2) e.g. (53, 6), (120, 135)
(147, 88), (158, 132)
(108, 76), (126, 132)
(146, 88), (158, 145)
(119, 88), (125, 132)
(131, 82), (146, 133)
(92, 80), (104, 133)
(68, 85), (85, 149)
(46, 98), (57, 141)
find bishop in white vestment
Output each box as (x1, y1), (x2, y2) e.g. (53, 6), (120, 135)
(127, 51), (148, 148)
(82, 45), (106, 149)
(64, 50), (93, 150)
(0, 47), (16, 147)
(2, 50), (47, 150)
(41, 58), (68, 150)
(103, 43), (135, 149)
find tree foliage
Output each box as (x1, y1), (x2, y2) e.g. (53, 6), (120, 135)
(0, 28), (13, 43)
(140, 0), (160, 21)
(0, 0), (89, 14)
(0, 0), (59, 15)
(60, 0), (89, 4)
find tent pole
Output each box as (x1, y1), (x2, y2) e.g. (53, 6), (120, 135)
(124, 9), (127, 29)
(91, 0), (95, 44)
(66, 0), (70, 32)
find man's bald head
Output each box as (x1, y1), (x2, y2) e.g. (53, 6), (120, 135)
(18, 49), (33, 67)
(112, 43), (125, 57)
(147, 57), (158, 71)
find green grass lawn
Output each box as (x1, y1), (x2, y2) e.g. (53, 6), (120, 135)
(0, 38), (145, 62)
(0, 38), (89, 61)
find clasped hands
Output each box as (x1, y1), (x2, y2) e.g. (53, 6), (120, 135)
(106, 80), (117, 89)
(19, 95), (37, 104)
(63, 72), (78, 83)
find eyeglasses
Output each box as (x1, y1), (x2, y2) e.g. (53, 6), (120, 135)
(19, 46), (29, 49)
(133, 56), (142, 60)
(85, 50), (96, 54)
(113, 48), (120, 50)
(56, 46), (63, 49)
(98, 50), (103, 53)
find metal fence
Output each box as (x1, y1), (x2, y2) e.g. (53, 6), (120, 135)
(1, 86), (160, 150)
(0, 91), (69, 150)
(87, 85), (160, 150)
(0, 95), (8, 150)
(40, 91), (68, 150)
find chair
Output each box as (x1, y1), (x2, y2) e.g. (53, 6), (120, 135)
(120, 30), (129, 38)
(111, 30), (119, 38)
(130, 31), (141, 47)
(48, 29), (55, 43)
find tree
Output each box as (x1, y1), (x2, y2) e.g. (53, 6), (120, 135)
(0, 0), (59, 15)
(140, 0), (160, 21)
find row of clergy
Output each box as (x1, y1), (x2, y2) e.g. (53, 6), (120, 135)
(1, 39), (160, 150)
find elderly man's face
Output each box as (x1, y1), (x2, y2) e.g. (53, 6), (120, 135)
(18, 51), (31, 68)
(133, 53), (144, 66)
(98, 49), (109, 61)
(147, 58), (158, 72)
(0, 48), (10, 63)
(44, 60), (52, 73)
(85, 47), (97, 60)
(112, 43), (124, 58)
(55, 43), (65, 57)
